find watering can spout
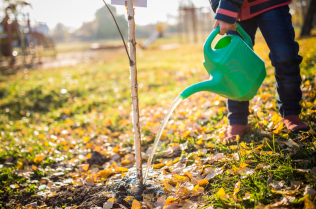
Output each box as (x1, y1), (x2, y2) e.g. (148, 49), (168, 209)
(179, 74), (227, 100)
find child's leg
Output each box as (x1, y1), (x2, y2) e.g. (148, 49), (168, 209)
(256, 5), (303, 117)
(226, 19), (258, 125)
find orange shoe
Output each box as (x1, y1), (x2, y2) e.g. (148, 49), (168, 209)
(283, 115), (309, 133)
(224, 124), (249, 144)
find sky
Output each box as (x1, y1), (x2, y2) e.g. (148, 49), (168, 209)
(21, 0), (211, 29)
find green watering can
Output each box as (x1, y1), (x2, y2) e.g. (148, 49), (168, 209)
(180, 23), (266, 101)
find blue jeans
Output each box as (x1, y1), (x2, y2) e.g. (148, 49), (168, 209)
(226, 5), (303, 125)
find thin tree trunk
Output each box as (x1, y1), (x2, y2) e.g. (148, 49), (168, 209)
(126, 0), (143, 186)
(300, 0), (316, 37)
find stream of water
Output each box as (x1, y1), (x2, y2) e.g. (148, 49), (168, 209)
(143, 96), (182, 184)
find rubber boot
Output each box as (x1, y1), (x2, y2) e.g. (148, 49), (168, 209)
(224, 124), (249, 144)
(283, 115), (309, 133)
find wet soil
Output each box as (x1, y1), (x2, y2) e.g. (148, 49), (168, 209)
(1, 173), (164, 208)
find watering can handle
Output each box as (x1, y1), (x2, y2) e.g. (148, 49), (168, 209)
(205, 22), (253, 51)
(236, 23), (253, 49)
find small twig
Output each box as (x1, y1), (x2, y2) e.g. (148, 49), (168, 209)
(102, 0), (131, 63)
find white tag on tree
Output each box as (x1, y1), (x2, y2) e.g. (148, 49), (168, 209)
(111, 0), (147, 7)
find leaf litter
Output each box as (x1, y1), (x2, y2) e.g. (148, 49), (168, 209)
(0, 34), (316, 209)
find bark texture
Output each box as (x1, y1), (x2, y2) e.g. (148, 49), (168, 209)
(126, 0), (143, 185)
(300, 0), (316, 37)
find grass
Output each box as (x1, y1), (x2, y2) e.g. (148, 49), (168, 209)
(0, 30), (316, 208)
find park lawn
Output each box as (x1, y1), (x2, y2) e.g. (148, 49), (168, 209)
(0, 33), (316, 208)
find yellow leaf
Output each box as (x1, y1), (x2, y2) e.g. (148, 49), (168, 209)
(174, 174), (189, 183)
(32, 165), (37, 170)
(83, 136), (90, 143)
(38, 134), (45, 139)
(78, 130), (84, 136)
(303, 196), (316, 209)
(124, 196), (134, 202)
(116, 167), (128, 172)
(98, 168), (114, 179)
(80, 164), (90, 171)
(131, 199), (142, 209)
(230, 145), (238, 150)
(15, 183), (19, 188)
(273, 122), (284, 134)
(233, 181), (241, 195)
(216, 187), (228, 200)
(304, 80), (310, 86)
(33, 155), (43, 164)
(152, 163), (165, 169)
(198, 179), (209, 187)
(165, 197), (176, 205)
(240, 162), (249, 168)
(86, 153), (92, 159)
(240, 142), (250, 149)
(17, 162), (23, 170)
(271, 113), (281, 123)
(257, 111), (264, 118)
(107, 198), (115, 203)
(63, 145), (70, 151)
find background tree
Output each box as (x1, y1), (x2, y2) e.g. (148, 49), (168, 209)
(300, 0), (316, 37)
(95, 5), (128, 39)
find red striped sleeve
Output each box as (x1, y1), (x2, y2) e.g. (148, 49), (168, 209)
(217, 8), (238, 18)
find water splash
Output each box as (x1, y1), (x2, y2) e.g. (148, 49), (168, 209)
(143, 96), (182, 184)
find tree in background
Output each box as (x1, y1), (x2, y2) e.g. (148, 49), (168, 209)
(300, 0), (316, 37)
(95, 5), (127, 39)
(52, 23), (68, 42)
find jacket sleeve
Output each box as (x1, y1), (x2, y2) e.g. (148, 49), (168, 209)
(209, 0), (244, 24)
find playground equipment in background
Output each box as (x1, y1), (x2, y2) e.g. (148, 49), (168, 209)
(141, 23), (164, 49)
(0, 2), (56, 68)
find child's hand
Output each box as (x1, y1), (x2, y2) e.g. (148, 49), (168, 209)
(214, 20), (238, 35)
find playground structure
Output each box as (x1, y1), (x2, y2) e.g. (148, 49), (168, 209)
(141, 23), (164, 49)
(0, 2), (56, 69)
(178, 0), (214, 43)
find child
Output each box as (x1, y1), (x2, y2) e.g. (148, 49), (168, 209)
(209, 0), (309, 142)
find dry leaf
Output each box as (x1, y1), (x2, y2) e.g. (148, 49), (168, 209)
(233, 181), (241, 195)
(291, 181), (303, 190)
(304, 185), (316, 197)
(131, 199), (142, 209)
(269, 181), (285, 190)
(162, 180), (176, 192)
(216, 188), (228, 200)
(284, 139), (299, 148)
(303, 196), (316, 209)
(237, 168), (255, 179)
(103, 198), (114, 209)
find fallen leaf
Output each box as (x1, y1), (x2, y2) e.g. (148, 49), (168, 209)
(216, 188), (228, 200)
(269, 180), (285, 190)
(303, 196), (316, 209)
(131, 199), (142, 209)
(273, 122), (284, 134)
(304, 185), (316, 197)
(284, 139), (299, 148)
(291, 181), (303, 190)
(237, 168), (255, 179)
(233, 181), (241, 195)
(103, 198), (114, 209)
(152, 163), (165, 169)
(198, 179), (209, 187)
(162, 180), (176, 192)
(17, 162), (23, 170)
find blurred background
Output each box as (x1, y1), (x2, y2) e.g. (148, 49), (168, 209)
(0, 0), (315, 70)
